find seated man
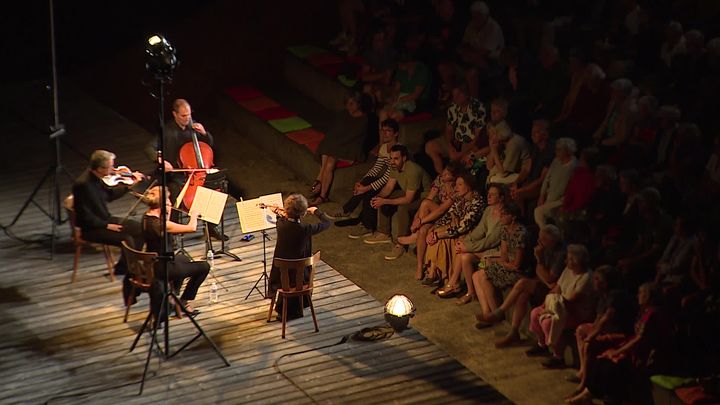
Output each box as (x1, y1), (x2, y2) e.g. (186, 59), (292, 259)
(360, 29), (398, 107)
(457, 1), (504, 97)
(511, 119), (555, 216)
(486, 120), (531, 185)
(533, 137), (578, 227)
(479, 224), (566, 347)
(364, 145), (431, 261)
(424, 84), (487, 175)
(72, 149), (145, 276)
(335, 119), (400, 239)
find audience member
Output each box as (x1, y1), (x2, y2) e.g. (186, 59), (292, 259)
(534, 137), (578, 228)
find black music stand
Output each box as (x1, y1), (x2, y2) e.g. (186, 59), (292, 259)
(245, 228), (272, 300)
(133, 34), (228, 396)
(207, 181), (241, 262)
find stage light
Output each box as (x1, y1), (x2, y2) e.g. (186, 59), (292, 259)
(384, 294), (415, 332)
(145, 34), (177, 79)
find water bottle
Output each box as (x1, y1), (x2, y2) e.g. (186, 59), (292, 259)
(207, 249), (215, 269)
(209, 282), (218, 305)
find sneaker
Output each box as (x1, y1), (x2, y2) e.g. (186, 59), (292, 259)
(326, 210), (352, 221)
(525, 345), (551, 357)
(363, 232), (391, 245)
(541, 356), (565, 369)
(384, 245), (405, 260)
(348, 225), (372, 239)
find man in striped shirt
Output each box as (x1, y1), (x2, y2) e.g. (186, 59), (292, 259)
(328, 119), (399, 240)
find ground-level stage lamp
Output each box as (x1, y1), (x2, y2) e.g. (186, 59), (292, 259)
(384, 294), (416, 332)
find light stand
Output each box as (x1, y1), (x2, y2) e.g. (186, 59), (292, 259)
(7, 0), (74, 258)
(131, 35), (229, 395)
(245, 229), (271, 300)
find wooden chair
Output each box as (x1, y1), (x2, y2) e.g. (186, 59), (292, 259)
(121, 241), (182, 323)
(266, 251), (321, 339)
(64, 194), (115, 283)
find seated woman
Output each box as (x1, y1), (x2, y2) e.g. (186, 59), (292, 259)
(423, 171), (485, 290)
(397, 161), (463, 281)
(377, 52), (432, 123)
(566, 283), (673, 404)
(526, 244), (597, 369)
(471, 202), (527, 324)
(142, 186), (209, 320)
(310, 92), (373, 206)
(437, 183), (507, 302)
(268, 194), (331, 321)
(567, 266), (635, 400)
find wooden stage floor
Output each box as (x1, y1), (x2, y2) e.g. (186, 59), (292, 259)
(0, 129), (510, 404)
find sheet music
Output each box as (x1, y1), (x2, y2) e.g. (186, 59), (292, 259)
(236, 192), (284, 233)
(189, 186), (228, 225)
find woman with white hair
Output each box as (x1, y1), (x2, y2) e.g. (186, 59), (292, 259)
(534, 137), (578, 227)
(268, 194), (331, 320)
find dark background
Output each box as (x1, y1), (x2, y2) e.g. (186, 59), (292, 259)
(2, 0), (336, 131)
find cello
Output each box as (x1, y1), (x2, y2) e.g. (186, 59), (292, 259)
(177, 118), (214, 210)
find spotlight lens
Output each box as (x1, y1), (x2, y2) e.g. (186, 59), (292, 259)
(148, 35), (162, 46)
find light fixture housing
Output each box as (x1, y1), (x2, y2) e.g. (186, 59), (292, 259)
(145, 34), (178, 79)
(384, 294), (415, 332)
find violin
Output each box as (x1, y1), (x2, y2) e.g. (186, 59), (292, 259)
(102, 165), (141, 187)
(177, 118), (214, 209)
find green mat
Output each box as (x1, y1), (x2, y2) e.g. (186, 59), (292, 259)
(268, 116), (312, 133)
(337, 74), (358, 88)
(287, 45), (327, 59)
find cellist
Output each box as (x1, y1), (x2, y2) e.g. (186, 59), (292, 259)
(158, 98), (227, 241)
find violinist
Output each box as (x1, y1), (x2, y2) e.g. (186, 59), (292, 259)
(143, 186), (209, 319)
(268, 194), (331, 321)
(159, 98), (227, 241)
(72, 149), (145, 276)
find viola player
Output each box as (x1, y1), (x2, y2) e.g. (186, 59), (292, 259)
(72, 149), (145, 278)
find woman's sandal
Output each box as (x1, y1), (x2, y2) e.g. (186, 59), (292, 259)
(309, 180), (321, 197)
(455, 294), (473, 305)
(309, 195), (328, 207)
(436, 285), (462, 298)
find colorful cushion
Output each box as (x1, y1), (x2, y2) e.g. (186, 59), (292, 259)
(651, 375), (695, 390)
(286, 128), (325, 145)
(225, 86), (263, 102)
(317, 62), (344, 77)
(287, 45), (327, 59)
(337, 74), (358, 88)
(307, 52), (345, 67)
(238, 96), (279, 112)
(255, 106), (298, 121)
(400, 111), (433, 123)
(335, 160), (356, 169)
(675, 386), (719, 405)
(267, 116), (312, 133)
(305, 140), (322, 154)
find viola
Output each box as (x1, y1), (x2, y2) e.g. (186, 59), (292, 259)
(102, 165), (139, 187)
(177, 118), (214, 209)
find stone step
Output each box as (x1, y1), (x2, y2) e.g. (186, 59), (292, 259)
(217, 84), (372, 203)
(283, 44), (445, 156)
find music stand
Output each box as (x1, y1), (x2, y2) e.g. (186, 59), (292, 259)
(236, 193), (283, 300)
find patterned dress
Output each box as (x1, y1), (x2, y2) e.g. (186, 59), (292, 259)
(425, 191), (486, 279)
(484, 223), (528, 289)
(447, 98), (486, 149)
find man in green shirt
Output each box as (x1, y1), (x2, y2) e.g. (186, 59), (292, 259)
(364, 145), (431, 260)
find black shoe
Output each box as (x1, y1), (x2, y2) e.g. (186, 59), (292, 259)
(209, 225), (229, 241)
(525, 345), (551, 357)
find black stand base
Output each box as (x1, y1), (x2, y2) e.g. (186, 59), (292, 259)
(130, 289), (230, 395)
(245, 230), (271, 300)
(8, 130), (74, 258)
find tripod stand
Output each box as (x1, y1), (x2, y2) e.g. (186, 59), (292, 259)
(245, 229), (272, 300)
(8, 0), (74, 258)
(133, 41), (229, 394)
